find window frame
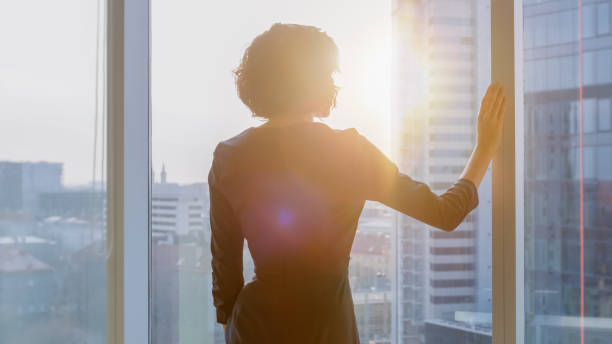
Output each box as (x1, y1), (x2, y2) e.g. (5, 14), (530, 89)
(105, 0), (523, 343)
(107, 0), (151, 343)
(490, 0), (522, 343)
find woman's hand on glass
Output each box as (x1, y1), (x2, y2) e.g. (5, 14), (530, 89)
(460, 82), (507, 188)
(476, 82), (506, 157)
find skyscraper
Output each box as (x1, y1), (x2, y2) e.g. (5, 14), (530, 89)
(522, 1), (612, 342)
(392, 1), (492, 342)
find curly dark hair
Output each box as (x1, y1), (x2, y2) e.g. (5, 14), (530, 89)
(234, 23), (339, 119)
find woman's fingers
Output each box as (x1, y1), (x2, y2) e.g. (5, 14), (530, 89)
(496, 96), (507, 121)
(484, 83), (503, 118)
(490, 87), (504, 119)
(481, 84), (497, 114)
(480, 82), (506, 125)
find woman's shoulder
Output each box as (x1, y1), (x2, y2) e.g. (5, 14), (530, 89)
(213, 127), (257, 156)
(328, 126), (367, 148)
(209, 128), (257, 185)
(310, 122), (363, 142)
(213, 122), (364, 158)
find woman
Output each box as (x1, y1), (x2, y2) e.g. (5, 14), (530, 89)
(209, 23), (506, 343)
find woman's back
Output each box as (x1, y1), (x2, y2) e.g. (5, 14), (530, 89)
(213, 122), (372, 273)
(210, 122), (372, 343)
(209, 121), (480, 343)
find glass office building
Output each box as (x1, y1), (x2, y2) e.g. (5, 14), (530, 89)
(523, 0), (612, 342)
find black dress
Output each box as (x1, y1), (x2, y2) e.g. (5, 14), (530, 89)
(208, 121), (479, 344)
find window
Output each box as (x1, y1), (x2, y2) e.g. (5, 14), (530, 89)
(584, 98), (597, 133)
(151, 1), (394, 343)
(394, 1), (493, 342)
(583, 51), (596, 85)
(522, 1), (612, 342)
(149, 0), (493, 342)
(597, 49), (612, 84)
(0, 1), (107, 343)
(8, 1), (611, 343)
(583, 4), (597, 38)
(597, 2), (610, 36)
(534, 15), (546, 46)
(598, 147), (612, 179)
(599, 99), (612, 131)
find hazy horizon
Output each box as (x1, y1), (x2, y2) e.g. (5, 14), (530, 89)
(1, 0), (392, 186)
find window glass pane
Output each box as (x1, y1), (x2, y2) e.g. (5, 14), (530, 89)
(535, 15), (547, 46)
(561, 11), (575, 44)
(599, 99), (612, 131)
(151, 1), (394, 343)
(525, 17), (535, 48)
(522, 1), (612, 343)
(584, 147), (596, 180)
(536, 59), (548, 91)
(583, 51), (596, 85)
(393, 0), (492, 342)
(547, 13), (561, 45)
(597, 49), (612, 84)
(0, 1), (107, 343)
(583, 4), (597, 38)
(547, 57), (561, 90)
(584, 98), (597, 133)
(597, 3), (610, 36)
(152, 0), (492, 343)
(598, 147), (612, 179)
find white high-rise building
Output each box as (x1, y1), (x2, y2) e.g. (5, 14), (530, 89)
(151, 166), (208, 239)
(392, 0), (492, 342)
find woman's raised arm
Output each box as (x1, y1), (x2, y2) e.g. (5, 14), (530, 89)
(349, 82), (506, 231)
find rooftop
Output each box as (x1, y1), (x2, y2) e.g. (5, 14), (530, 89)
(0, 247), (52, 273)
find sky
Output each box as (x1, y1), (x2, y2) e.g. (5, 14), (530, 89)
(0, 0), (391, 185)
(0, 0), (104, 186)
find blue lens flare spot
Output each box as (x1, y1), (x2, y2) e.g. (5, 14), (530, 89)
(277, 209), (293, 226)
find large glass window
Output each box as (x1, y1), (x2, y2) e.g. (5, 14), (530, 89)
(151, 0), (493, 343)
(393, 1), (492, 342)
(10, 1), (608, 343)
(0, 1), (107, 343)
(522, 0), (612, 342)
(151, 1), (393, 343)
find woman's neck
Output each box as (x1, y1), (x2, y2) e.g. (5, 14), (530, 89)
(263, 114), (314, 128)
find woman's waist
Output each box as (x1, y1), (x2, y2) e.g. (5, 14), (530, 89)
(252, 257), (350, 283)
